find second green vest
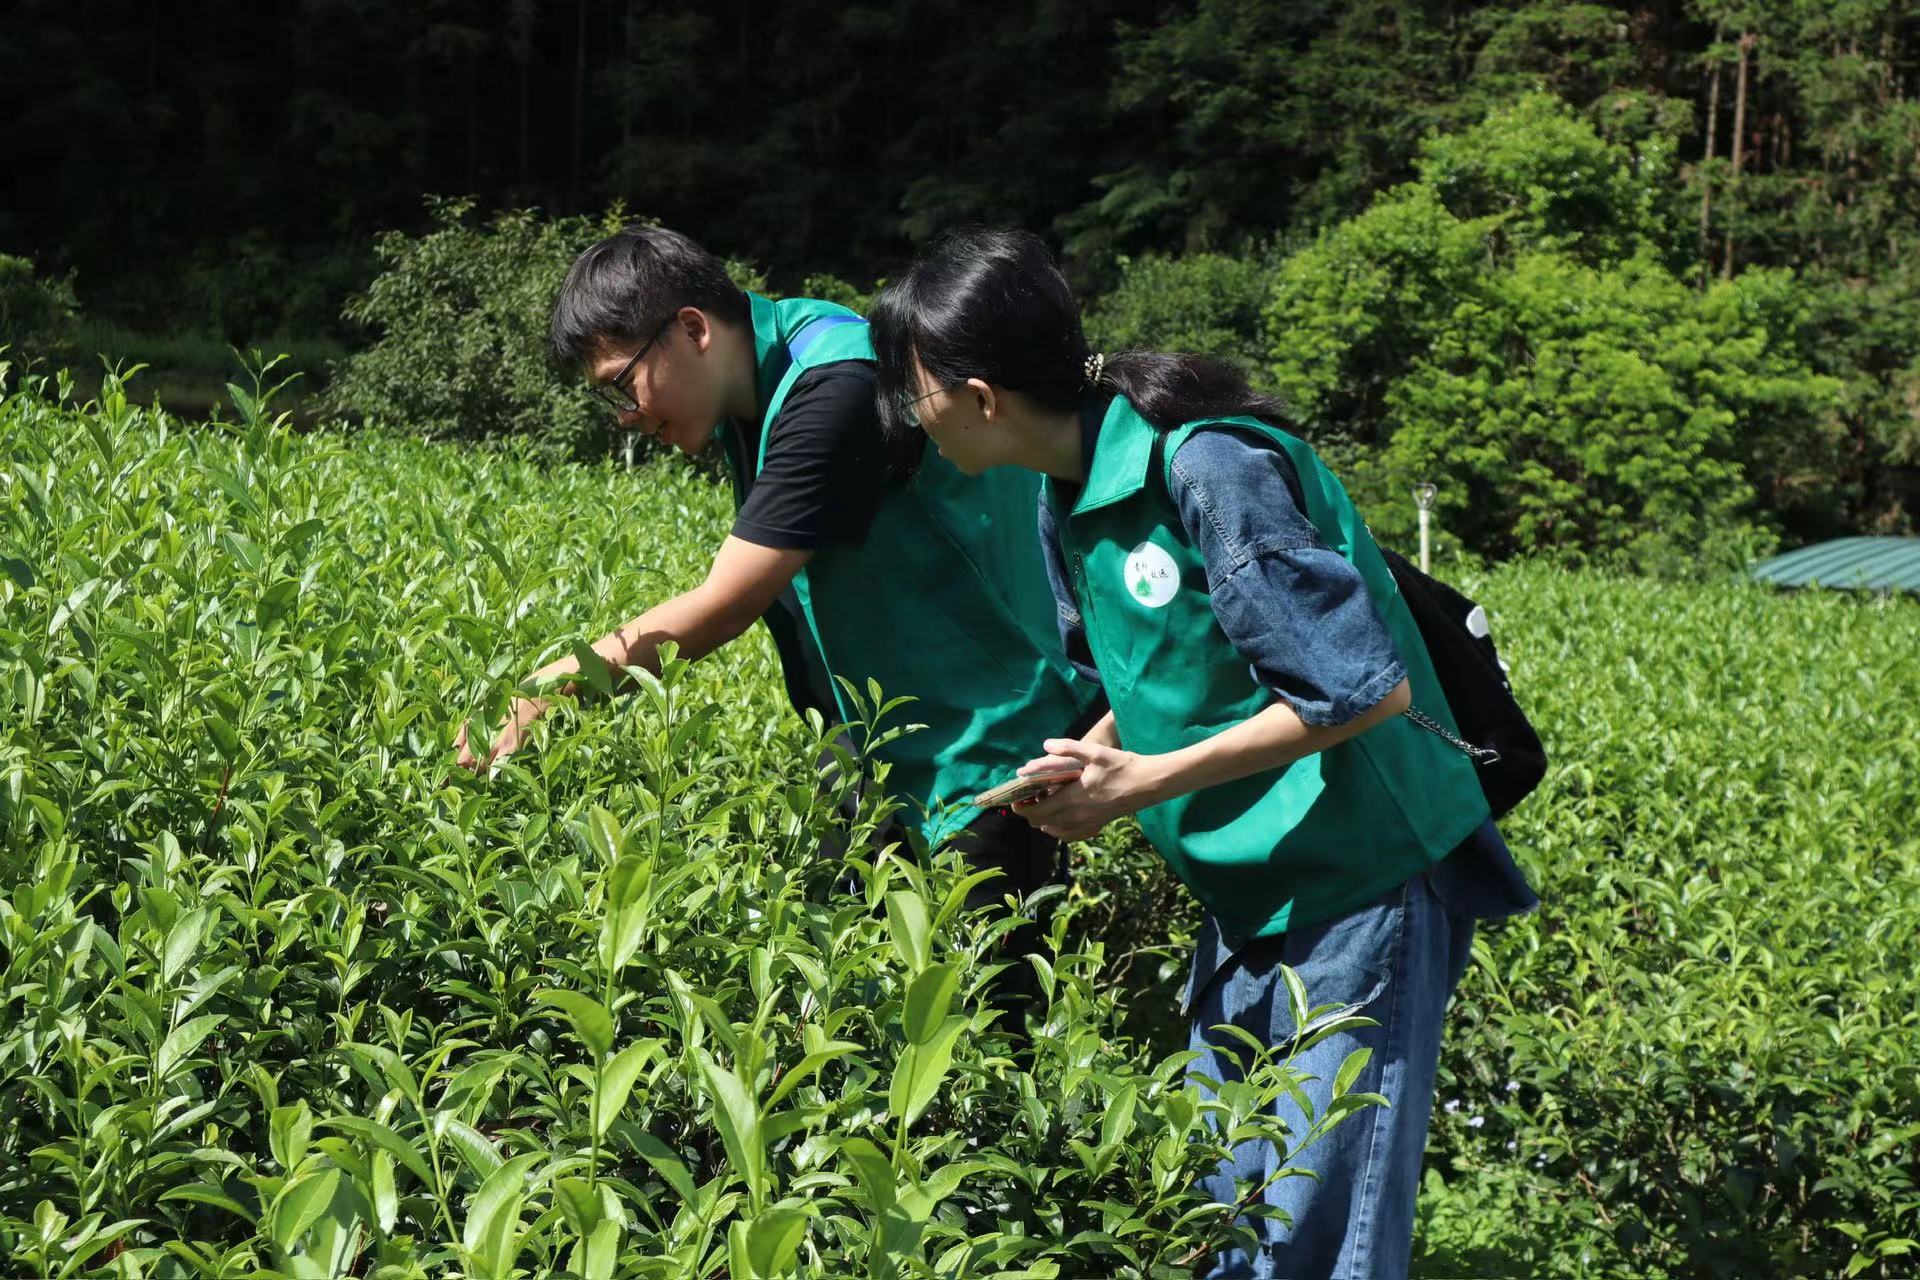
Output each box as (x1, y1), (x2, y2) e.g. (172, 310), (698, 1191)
(1045, 397), (1489, 942)
(718, 294), (1096, 843)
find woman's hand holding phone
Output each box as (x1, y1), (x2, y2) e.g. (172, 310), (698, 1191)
(1007, 737), (1169, 843)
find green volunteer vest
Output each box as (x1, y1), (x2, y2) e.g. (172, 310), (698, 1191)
(1043, 397), (1489, 942)
(714, 294), (1094, 843)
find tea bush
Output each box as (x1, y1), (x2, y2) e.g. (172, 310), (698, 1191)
(0, 366), (1382, 1278)
(322, 201), (773, 463)
(5, 358), (1914, 1279)
(319, 198), (626, 460)
(1412, 564), (1920, 1278)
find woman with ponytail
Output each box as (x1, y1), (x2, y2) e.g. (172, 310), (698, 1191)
(869, 229), (1537, 1280)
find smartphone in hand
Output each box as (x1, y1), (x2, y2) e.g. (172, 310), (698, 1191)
(971, 767), (1082, 808)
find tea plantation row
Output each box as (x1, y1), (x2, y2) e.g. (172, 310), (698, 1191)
(1, 368), (1916, 1277)
(0, 369), (1374, 1279)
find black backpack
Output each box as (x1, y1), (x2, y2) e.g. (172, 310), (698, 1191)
(1381, 547), (1547, 819)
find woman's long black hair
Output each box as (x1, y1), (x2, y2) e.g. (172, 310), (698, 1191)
(869, 228), (1286, 440)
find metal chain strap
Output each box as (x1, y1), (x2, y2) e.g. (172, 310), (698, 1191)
(1402, 706), (1503, 765)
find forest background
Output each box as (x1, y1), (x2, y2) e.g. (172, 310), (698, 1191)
(5, 0), (1919, 569)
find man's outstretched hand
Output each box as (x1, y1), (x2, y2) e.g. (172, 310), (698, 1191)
(454, 696), (548, 772)
(450, 537), (813, 774)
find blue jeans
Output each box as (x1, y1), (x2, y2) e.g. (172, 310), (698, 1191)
(1184, 871), (1479, 1280)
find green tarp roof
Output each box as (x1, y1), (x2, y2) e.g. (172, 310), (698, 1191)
(1749, 536), (1920, 592)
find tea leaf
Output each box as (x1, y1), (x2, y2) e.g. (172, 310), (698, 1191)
(571, 640), (614, 698)
(162, 907), (210, 984)
(902, 963), (959, 1046)
(889, 1014), (968, 1128)
(577, 1218), (622, 1280)
(270, 1101), (313, 1172)
(372, 1152), (398, 1233)
(536, 989), (615, 1062)
(1331, 1046), (1372, 1099)
(591, 1040), (656, 1138)
(461, 1152), (542, 1277)
(631, 1133), (696, 1205)
(742, 1206), (809, 1277)
(268, 1168), (340, 1253)
(884, 890), (931, 973)
(319, 1115), (434, 1185)
(155, 1013), (223, 1081)
(695, 1050), (765, 1205)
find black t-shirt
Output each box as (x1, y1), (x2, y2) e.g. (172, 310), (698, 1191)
(730, 362), (891, 550)
(725, 360), (899, 720)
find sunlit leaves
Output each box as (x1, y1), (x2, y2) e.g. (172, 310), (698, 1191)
(0, 376), (1418, 1278)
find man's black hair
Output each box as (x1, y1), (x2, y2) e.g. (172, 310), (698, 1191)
(550, 224), (751, 369)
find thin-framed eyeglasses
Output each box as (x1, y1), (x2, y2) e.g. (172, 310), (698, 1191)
(591, 313), (679, 413)
(896, 384), (957, 430)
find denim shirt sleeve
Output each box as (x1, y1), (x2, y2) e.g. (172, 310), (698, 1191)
(1036, 488), (1103, 686)
(1166, 426), (1405, 726)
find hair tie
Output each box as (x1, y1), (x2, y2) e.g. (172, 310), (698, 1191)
(1083, 352), (1107, 387)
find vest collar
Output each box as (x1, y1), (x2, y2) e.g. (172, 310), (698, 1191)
(747, 292), (789, 418)
(1071, 395), (1158, 517)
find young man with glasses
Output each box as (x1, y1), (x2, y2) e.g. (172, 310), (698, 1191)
(456, 226), (1101, 1012)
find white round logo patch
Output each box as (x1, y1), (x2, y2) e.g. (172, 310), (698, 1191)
(1123, 541), (1181, 608)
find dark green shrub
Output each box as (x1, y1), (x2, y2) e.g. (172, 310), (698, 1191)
(0, 253), (81, 368)
(1084, 251), (1277, 384)
(1264, 96), (1842, 574)
(1413, 89), (1681, 268)
(321, 198), (621, 458)
(798, 274), (876, 315)
(323, 201), (784, 462)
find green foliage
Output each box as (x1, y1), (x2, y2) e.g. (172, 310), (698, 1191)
(48, 324), (345, 423)
(0, 254), (81, 366)
(5, 354), (1914, 1279)
(1081, 96), (1841, 573)
(1414, 562), (1920, 1278)
(1463, 4), (1650, 110)
(1266, 97), (1842, 573)
(8, 3), (1920, 536)
(0, 369), (1381, 1277)
(797, 275), (876, 316)
(1414, 91), (1682, 267)
(321, 198), (624, 460)
(175, 234), (374, 349)
(1781, 259), (1920, 539)
(1079, 0), (1650, 260)
(323, 201), (789, 462)
(1067, 563), (1920, 1279)
(1361, 253), (1832, 574)
(1670, 3), (1920, 535)
(1083, 252), (1277, 384)
(1079, 0), (1461, 255)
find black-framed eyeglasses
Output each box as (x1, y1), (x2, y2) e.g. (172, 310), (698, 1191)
(591, 313), (678, 414)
